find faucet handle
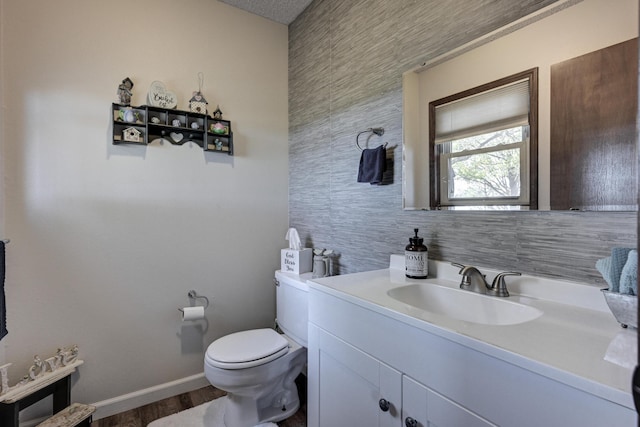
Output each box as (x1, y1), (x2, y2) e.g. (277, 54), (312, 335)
(451, 262), (466, 273)
(489, 271), (521, 297)
(451, 263), (470, 287)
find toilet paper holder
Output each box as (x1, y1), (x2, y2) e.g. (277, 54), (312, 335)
(178, 290), (210, 313)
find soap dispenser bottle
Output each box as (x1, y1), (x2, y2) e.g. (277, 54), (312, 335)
(405, 228), (428, 279)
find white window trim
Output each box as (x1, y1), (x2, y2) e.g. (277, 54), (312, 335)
(439, 128), (530, 207)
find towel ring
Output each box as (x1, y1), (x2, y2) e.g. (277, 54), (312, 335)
(356, 127), (384, 151)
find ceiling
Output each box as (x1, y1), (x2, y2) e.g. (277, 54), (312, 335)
(219, 0), (313, 25)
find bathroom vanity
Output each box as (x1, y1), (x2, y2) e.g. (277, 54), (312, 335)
(307, 256), (636, 426)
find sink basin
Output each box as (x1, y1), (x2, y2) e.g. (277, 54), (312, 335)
(387, 283), (543, 325)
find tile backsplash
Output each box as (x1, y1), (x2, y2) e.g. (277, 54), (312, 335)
(288, 0), (636, 285)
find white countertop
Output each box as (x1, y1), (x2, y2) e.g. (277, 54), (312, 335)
(308, 255), (636, 410)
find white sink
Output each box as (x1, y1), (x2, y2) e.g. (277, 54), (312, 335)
(387, 283), (543, 325)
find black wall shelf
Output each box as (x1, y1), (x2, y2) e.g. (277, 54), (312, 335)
(111, 103), (233, 155)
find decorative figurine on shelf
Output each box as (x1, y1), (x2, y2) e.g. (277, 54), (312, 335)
(123, 127), (142, 142)
(215, 138), (222, 150)
(147, 81), (177, 109)
(172, 119), (181, 127)
(189, 92), (208, 114)
(58, 345), (79, 366)
(28, 356), (45, 380)
(118, 109), (138, 123)
(189, 73), (208, 114)
(117, 77), (134, 106)
(191, 122), (200, 129)
(212, 105), (223, 120)
(211, 122), (228, 135)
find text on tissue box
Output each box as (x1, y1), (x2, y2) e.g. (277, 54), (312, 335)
(281, 248), (312, 274)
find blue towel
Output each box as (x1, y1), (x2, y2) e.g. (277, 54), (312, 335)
(596, 256), (613, 289)
(619, 250), (637, 295)
(357, 145), (386, 185)
(610, 248), (632, 293)
(0, 241), (7, 340)
(596, 247), (636, 293)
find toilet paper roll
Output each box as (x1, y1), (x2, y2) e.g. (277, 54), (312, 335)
(181, 306), (205, 321)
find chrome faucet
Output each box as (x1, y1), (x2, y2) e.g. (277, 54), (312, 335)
(452, 263), (521, 297)
(456, 265), (490, 294)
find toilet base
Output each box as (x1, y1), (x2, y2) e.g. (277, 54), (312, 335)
(221, 359), (305, 426)
(223, 390), (300, 427)
(213, 347), (306, 427)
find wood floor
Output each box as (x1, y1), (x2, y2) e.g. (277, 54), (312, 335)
(91, 379), (307, 427)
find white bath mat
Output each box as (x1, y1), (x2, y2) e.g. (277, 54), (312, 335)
(147, 396), (278, 427)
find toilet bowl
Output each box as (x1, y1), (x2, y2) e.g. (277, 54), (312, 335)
(204, 271), (310, 427)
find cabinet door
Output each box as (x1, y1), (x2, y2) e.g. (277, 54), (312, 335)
(402, 376), (427, 427)
(403, 376), (496, 427)
(308, 324), (402, 427)
(550, 38), (637, 210)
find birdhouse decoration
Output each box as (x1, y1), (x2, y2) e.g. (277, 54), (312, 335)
(189, 91), (208, 114)
(190, 72), (208, 114)
(117, 77), (134, 106)
(212, 105), (223, 120)
(123, 127), (142, 143)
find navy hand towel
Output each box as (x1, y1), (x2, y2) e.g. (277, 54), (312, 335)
(0, 241), (7, 340)
(357, 145), (386, 185)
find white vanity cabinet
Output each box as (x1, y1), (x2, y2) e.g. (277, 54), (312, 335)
(308, 282), (636, 427)
(309, 324), (494, 427)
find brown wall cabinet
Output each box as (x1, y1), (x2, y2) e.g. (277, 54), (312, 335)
(550, 38), (637, 210)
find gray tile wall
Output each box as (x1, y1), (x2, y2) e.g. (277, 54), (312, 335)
(288, 0), (636, 286)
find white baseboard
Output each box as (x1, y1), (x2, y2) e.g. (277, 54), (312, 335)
(90, 373), (209, 421)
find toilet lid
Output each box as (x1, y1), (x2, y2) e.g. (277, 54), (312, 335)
(206, 328), (289, 369)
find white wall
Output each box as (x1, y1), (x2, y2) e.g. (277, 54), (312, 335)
(407, 0), (638, 210)
(0, 0), (288, 419)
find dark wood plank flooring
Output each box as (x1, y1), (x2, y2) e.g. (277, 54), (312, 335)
(91, 381), (306, 427)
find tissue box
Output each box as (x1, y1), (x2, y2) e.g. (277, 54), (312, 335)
(281, 248), (312, 274)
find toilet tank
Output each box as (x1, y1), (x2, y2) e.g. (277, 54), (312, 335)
(275, 270), (310, 347)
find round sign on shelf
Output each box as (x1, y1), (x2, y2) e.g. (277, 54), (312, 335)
(147, 81), (177, 109)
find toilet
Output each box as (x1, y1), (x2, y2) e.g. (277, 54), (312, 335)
(204, 271), (309, 427)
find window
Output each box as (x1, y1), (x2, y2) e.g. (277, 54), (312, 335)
(429, 68), (538, 210)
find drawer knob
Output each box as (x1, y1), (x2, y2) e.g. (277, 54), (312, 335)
(378, 398), (391, 412)
(405, 417), (418, 427)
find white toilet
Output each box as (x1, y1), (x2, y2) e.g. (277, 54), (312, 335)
(204, 271), (309, 427)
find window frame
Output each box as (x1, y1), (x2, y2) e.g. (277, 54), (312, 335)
(429, 68), (538, 210)
(439, 126), (530, 207)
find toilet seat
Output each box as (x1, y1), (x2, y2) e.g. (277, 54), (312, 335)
(206, 328), (289, 370)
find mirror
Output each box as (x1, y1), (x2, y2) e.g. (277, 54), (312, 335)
(402, 0), (638, 210)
